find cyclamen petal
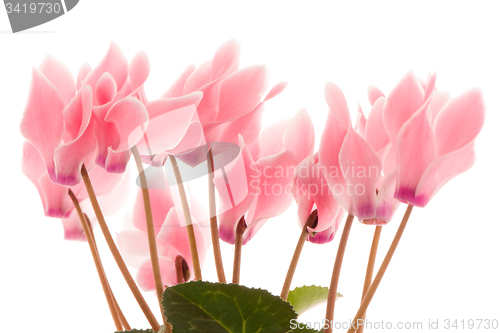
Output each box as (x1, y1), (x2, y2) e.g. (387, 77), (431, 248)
(20, 67), (65, 181)
(211, 38), (240, 81)
(433, 88), (485, 156)
(284, 109), (315, 164)
(365, 97), (390, 152)
(161, 64), (195, 99)
(104, 97), (149, 152)
(339, 127), (382, 219)
(215, 65), (269, 122)
(395, 106), (437, 205)
(415, 142), (476, 207)
(324, 82), (351, 128)
(367, 85), (384, 106)
(83, 42), (129, 93)
(383, 71), (425, 145)
(38, 55), (76, 106)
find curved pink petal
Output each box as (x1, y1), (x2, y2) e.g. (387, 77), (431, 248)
(133, 184), (174, 236)
(324, 82), (351, 128)
(367, 85), (384, 106)
(135, 97), (201, 155)
(339, 128), (382, 220)
(104, 149), (131, 173)
(38, 55), (75, 106)
(167, 120), (205, 155)
(61, 209), (85, 242)
(372, 171), (400, 224)
(94, 72), (117, 106)
(22, 141), (48, 210)
(129, 51), (150, 93)
(212, 39), (240, 81)
(104, 97), (149, 152)
(54, 86), (96, 185)
(39, 173), (73, 218)
(395, 107), (437, 205)
(433, 88), (485, 156)
(354, 104), (366, 137)
(259, 119), (289, 159)
(383, 71), (425, 145)
(215, 138), (258, 244)
(219, 102), (265, 146)
(158, 207), (210, 274)
(20, 67), (65, 180)
(76, 63), (92, 91)
(161, 64), (195, 98)
(137, 257), (177, 291)
(295, 155), (339, 233)
(318, 104), (351, 211)
(284, 109), (314, 163)
(365, 97), (389, 152)
(415, 141), (476, 207)
(264, 81), (288, 101)
(83, 42), (129, 93)
(248, 150), (297, 225)
(428, 91), (451, 124)
(216, 65), (269, 122)
(184, 60), (213, 94)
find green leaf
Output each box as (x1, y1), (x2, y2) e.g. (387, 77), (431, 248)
(162, 281), (297, 333)
(286, 285), (342, 316)
(115, 329), (154, 333)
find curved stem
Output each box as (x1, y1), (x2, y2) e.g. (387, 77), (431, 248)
(169, 155), (202, 280)
(207, 148), (227, 283)
(80, 164), (160, 331)
(358, 226), (383, 333)
(131, 146), (170, 330)
(84, 214), (131, 331)
(232, 216), (246, 284)
(280, 210), (318, 300)
(347, 205), (413, 333)
(68, 190), (122, 331)
(324, 214), (354, 333)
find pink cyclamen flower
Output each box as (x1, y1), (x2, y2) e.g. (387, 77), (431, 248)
(215, 109), (314, 244)
(161, 39), (286, 150)
(118, 180), (210, 290)
(22, 140), (129, 240)
(20, 55), (96, 186)
(383, 71), (485, 207)
(294, 152), (346, 244)
(318, 82), (401, 225)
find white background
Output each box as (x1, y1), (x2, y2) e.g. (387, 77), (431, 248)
(1, 1), (499, 332)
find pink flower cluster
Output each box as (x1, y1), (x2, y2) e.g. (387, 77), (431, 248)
(21, 40), (485, 290)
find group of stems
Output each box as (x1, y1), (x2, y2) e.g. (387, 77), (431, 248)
(76, 141), (414, 332)
(277, 204), (413, 333)
(68, 189), (130, 331)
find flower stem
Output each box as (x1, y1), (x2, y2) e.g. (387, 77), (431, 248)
(207, 148), (227, 283)
(280, 210), (318, 300)
(347, 205), (413, 333)
(68, 189), (122, 331)
(324, 214), (354, 333)
(232, 216), (246, 284)
(80, 164), (160, 332)
(131, 146), (170, 330)
(169, 155), (202, 280)
(357, 226), (382, 333)
(84, 213), (131, 331)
